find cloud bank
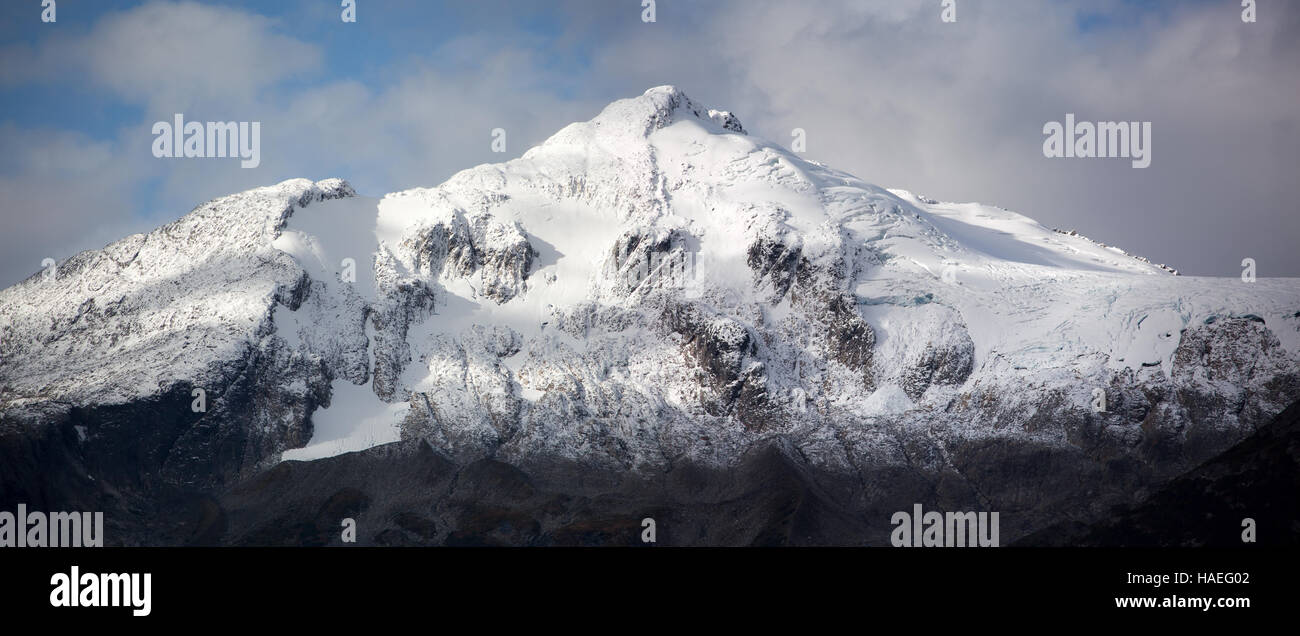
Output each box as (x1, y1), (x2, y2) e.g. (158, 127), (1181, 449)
(1, 0), (1296, 287)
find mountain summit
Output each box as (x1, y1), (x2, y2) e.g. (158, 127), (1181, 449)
(2, 87), (1297, 544)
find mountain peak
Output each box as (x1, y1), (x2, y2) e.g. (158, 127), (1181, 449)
(641, 85), (746, 135)
(556, 85), (746, 142)
(3, 87), (1298, 502)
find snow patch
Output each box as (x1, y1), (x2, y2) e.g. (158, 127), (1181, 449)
(281, 379), (407, 461)
(862, 384), (915, 415)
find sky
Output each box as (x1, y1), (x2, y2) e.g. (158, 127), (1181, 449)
(0, 0), (1296, 287)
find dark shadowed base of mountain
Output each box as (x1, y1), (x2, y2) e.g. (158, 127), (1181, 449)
(2, 400), (1295, 547)
(1020, 398), (1300, 547)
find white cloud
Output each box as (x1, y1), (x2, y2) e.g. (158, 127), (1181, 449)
(1, 0), (321, 113)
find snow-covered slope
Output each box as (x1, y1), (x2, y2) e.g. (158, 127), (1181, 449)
(2, 87), (1298, 496)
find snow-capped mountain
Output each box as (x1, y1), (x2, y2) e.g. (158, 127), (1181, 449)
(2, 87), (1297, 544)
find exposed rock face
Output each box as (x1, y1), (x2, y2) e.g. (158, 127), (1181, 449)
(476, 220), (536, 304)
(368, 270), (436, 402)
(660, 301), (773, 427)
(882, 304), (973, 400)
(1, 87), (1298, 545)
(1171, 316), (1298, 429)
(405, 212), (536, 304)
(823, 294), (877, 389)
(400, 325), (524, 459)
(408, 214), (478, 278)
(747, 235), (803, 302)
(600, 228), (692, 300)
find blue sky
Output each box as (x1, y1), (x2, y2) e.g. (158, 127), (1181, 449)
(1, 1), (554, 145)
(1, 0), (1297, 286)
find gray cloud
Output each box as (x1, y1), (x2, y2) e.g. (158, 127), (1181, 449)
(0, 124), (157, 286)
